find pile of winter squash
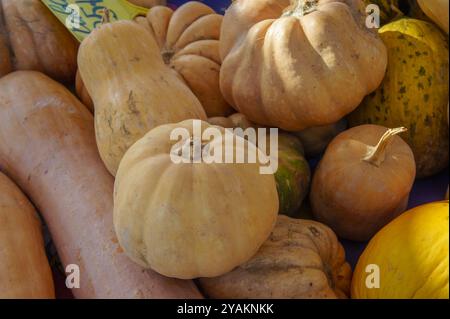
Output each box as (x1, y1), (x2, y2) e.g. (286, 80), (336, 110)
(0, 0), (448, 299)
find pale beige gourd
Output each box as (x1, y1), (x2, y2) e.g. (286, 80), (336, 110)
(78, 20), (207, 176)
(114, 119), (279, 279)
(418, 0), (449, 34)
(220, 0), (387, 131)
(310, 125), (416, 241)
(135, 1), (233, 117)
(199, 215), (352, 299)
(0, 172), (55, 299)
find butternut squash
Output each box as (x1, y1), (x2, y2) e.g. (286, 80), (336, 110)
(78, 20), (207, 176)
(0, 71), (202, 299)
(0, 171), (55, 299)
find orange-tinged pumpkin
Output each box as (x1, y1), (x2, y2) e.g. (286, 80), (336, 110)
(135, 1), (233, 117)
(310, 124), (416, 241)
(219, 0), (387, 131)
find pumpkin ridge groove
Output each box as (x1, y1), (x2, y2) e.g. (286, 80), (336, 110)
(168, 13), (212, 51)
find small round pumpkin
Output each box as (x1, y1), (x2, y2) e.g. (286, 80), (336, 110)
(199, 215), (352, 299)
(135, 1), (233, 117)
(352, 201), (449, 299)
(219, 0), (387, 131)
(349, 18), (449, 178)
(114, 119), (279, 279)
(310, 124), (416, 241)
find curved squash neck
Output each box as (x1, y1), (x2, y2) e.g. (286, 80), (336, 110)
(282, 0), (319, 18)
(363, 127), (407, 167)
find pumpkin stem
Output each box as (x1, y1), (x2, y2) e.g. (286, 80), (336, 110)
(101, 8), (111, 24)
(161, 50), (175, 65)
(282, 0), (319, 18)
(363, 127), (407, 167)
(174, 137), (208, 163)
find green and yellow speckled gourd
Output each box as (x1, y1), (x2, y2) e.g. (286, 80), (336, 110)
(349, 18), (449, 178)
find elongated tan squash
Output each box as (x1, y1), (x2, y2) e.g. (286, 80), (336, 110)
(0, 0), (78, 82)
(0, 172), (55, 299)
(78, 20), (207, 176)
(0, 71), (202, 299)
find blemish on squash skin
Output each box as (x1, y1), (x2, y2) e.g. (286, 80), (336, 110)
(308, 226), (320, 237)
(127, 91), (139, 115)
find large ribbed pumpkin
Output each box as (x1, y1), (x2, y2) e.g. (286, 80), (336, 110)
(199, 215), (352, 299)
(135, 1), (232, 117)
(219, 0), (387, 131)
(352, 201), (449, 299)
(349, 18), (449, 178)
(114, 120), (279, 279)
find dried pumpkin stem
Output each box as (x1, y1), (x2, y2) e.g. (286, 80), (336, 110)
(101, 8), (111, 24)
(174, 137), (209, 162)
(363, 127), (407, 167)
(282, 0), (319, 18)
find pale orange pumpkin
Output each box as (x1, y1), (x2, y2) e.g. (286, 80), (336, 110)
(135, 1), (233, 117)
(220, 0), (387, 131)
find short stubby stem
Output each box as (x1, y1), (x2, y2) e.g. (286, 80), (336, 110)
(282, 0), (319, 18)
(363, 127), (408, 167)
(101, 8), (111, 24)
(174, 137), (209, 163)
(161, 49), (175, 65)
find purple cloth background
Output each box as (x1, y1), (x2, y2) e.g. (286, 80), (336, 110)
(168, 0), (449, 269)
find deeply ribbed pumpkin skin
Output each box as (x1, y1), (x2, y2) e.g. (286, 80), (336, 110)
(135, 1), (233, 117)
(199, 215), (352, 299)
(114, 120), (279, 279)
(0, 172), (55, 299)
(78, 20), (207, 176)
(352, 201), (449, 299)
(349, 18), (449, 178)
(219, 0), (387, 131)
